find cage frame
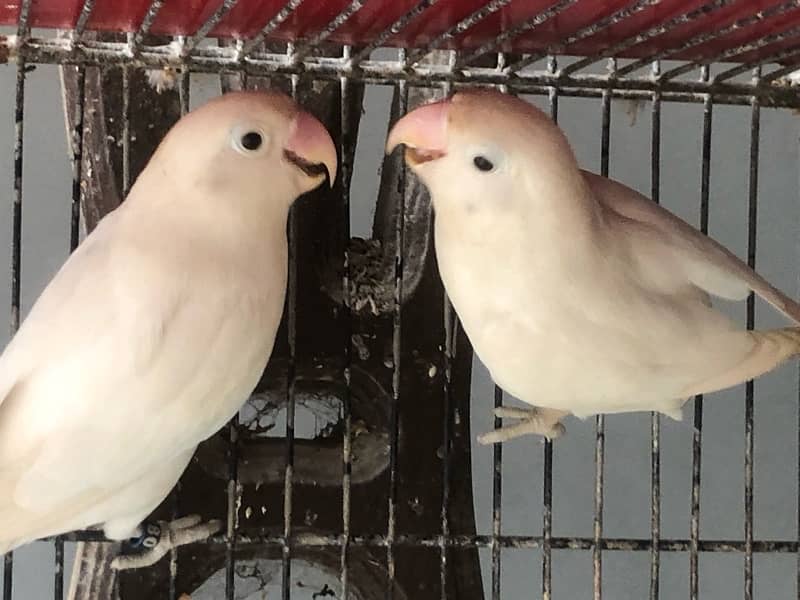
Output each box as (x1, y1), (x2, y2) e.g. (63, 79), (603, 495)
(1, 1), (800, 599)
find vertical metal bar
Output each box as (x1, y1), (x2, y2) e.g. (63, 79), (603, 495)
(649, 61), (662, 600)
(387, 56), (408, 599)
(542, 54), (558, 600)
(282, 74), (300, 600)
(3, 0), (30, 583)
(121, 64), (132, 197)
(744, 67), (761, 600)
(491, 382), (502, 600)
(68, 65), (86, 253)
(491, 57), (505, 600)
(339, 53), (354, 599)
(217, 66), (242, 600)
(225, 417), (239, 600)
(691, 64), (712, 600)
(57, 64), (87, 600)
(594, 59), (614, 600)
(178, 70), (190, 117)
(441, 296), (454, 600)
(169, 69), (191, 600)
(439, 51), (457, 600)
(54, 536), (64, 600)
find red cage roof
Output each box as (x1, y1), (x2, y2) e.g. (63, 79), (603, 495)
(1, 0), (798, 65)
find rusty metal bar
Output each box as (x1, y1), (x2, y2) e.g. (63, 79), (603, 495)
(405, 0), (513, 66)
(72, 0), (97, 40)
(616, 0), (800, 77)
(660, 21), (800, 81)
(690, 64), (713, 600)
(279, 75), (300, 600)
(505, 0), (658, 74)
(291, 0), (365, 62)
(593, 63), (614, 599)
(54, 62), (88, 600)
(441, 296), (455, 600)
(491, 384), (503, 600)
(7, 37), (800, 107)
(438, 54), (457, 600)
(128, 0), (165, 56)
(455, 0), (578, 68)
(339, 62), (355, 600)
(559, 0), (731, 76)
(649, 61), (662, 600)
(181, 0), (238, 57)
(541, 55), (559, 600)
(386, 52), (409, 599)
(714, 43), (800, 82)
(239, 0), (304, 57)
(744, 68), (761, 600)
(2, 2), (31, 595)
(349, 0), (439, 65)
(44, 528), (800, 552)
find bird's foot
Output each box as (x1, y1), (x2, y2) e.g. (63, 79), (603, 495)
(477, 406), (567, 445)
(111, 515), (222, 570)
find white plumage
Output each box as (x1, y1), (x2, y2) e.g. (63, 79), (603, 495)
(387, 89), (800, 443)
(0, 90), (336, 556)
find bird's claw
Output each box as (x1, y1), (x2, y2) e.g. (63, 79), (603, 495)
(111, 515), (222, 570)
(477, 405), (566, 445)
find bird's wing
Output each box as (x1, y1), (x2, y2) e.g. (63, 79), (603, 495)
(0, 210), (257, 547)
(583, 170), (800, 325)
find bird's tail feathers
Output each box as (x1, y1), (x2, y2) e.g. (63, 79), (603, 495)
(683, 327), (800, 397)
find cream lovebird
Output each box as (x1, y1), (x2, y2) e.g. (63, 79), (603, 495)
(0, 90), (336, 567)
(387, 88), (800, 445)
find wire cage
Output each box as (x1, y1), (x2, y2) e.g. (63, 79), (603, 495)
(1, 1), (800, 599)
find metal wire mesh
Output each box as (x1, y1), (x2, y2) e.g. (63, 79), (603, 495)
(1, 0), (800, 599)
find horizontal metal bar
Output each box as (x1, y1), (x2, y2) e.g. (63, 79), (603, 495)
(46, 530), (800, 553)
(4, 37), (800, 107)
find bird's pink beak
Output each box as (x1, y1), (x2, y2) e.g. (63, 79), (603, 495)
(386, 98), (450, 166)
(284, 110), (338, 188)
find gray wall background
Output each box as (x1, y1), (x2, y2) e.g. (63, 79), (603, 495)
(0, 56), (798, 599)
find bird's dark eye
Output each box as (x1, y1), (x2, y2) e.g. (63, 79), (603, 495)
(473, 155), (494, 172)
(240, 131), (263, 151)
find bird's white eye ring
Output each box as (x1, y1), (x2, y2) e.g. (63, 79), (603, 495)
(231, 126), (270, 156)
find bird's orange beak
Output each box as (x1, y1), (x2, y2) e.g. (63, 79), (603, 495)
(283, 110), (338, 188)
(386, 98), (450, 166)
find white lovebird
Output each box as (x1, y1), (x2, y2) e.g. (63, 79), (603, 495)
(0, 91), (336, 566)
(387, 88), (800, 445)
